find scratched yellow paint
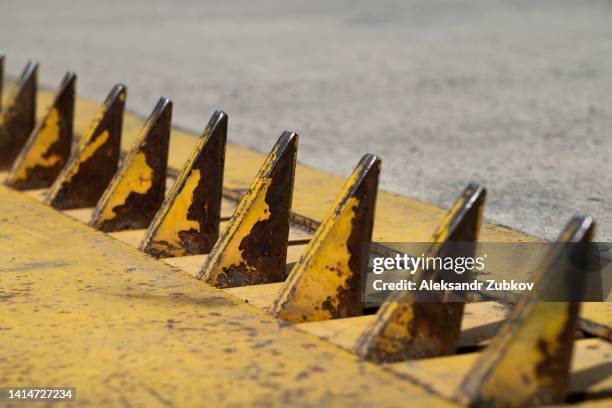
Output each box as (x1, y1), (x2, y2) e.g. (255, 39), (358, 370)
(0, 185), (455, 407)
(141, 169), (202, 253)
(7, 107), (62, 181)
(95, 151), (153, 221)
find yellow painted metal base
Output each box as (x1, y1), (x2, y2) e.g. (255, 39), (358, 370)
(0, 185), (453, 407)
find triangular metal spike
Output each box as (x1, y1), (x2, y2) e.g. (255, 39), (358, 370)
(45, 84), (126, 210)
(0, 53), (4, 111)
(354, 183), (486, 363)
(271, 154), (381, 323)
(198, 131), (298, 288)
(140, 111), (227, 257)
(5, 72), (76, 190)
(0, 59), (38, 170)
(90, 97), (172, 232)
(455, 216), (594, 408)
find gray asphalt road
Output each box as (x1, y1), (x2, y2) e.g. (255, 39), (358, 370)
(1, 0), (610, 240)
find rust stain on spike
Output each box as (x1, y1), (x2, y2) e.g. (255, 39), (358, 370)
(0, 59), (38, 170)
(271, 154), (380, 323)
(45, 84), (125, 210)
(455, 216), (594, 408)
(354, 183), (486, 363)
(90, 98), (171, 232)
(141, 111), (227, 257)
(198, 132), (298, 288)
(5, 72), (76, 190)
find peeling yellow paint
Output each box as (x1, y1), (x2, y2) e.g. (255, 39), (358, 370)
(95, 151), (154, 222)
(201, 177), (273, 281)
(141, 169), (202, 254)
(198, 134), (296, 287)
(8, 107), (62, 182)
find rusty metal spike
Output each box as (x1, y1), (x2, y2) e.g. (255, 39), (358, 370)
(0, 53), (4, 111)
(5, 72), (76, 190)
(271, 154), (381, 323)
(456, 215), (594, 408)
(141, 111), (227, 257)
(198, 131), (298, 288)
(354, 183), (486, 363)
(90, 97), (172, 232)
(0, 59), (38, 170)
(45, 84), (125, 210)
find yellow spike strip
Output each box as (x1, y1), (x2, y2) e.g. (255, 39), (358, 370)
(90, 97), (171, 232)
(271, 154), (381, 323)
(455, 216), (595, 408)
(354, 183), (486, 363)
(140, 111), (227, 257)
(5, 72), (76, 190)
(0, 59), (38, 170)
(45, 84), (126, 210)
(198, 132), (298, 288)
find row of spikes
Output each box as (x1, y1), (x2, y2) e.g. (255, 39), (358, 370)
(0, 57), (596, 407)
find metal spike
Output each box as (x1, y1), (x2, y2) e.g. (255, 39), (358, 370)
(455, 216), (594, 408)
(90, 97), (171, 232)
(140, 111), (227, 257)
(0, 53), (4, 111)
(5, 72), (76, 190)
(0, 59), (38, 170)
(271, 154), (380, 323)
(45, 84), (125, 209)
(198, 132), (298, 288)
(354, 183), (486, 363)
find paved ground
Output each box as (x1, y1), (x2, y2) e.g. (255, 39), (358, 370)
(1, 0), (610, 240)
